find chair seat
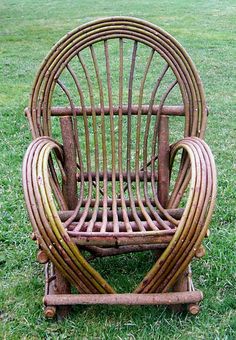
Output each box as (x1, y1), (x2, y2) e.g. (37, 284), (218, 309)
(58, 200), (181, 246)
(67, 229), (176, 247)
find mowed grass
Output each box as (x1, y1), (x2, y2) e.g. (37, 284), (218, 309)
(0, 0), (236, 338)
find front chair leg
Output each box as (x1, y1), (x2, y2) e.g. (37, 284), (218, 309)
(54, 267), (71, 320)
(44, 263), (71, 319)
(170, 268), (188, 313)
(171, 266), (200, 315)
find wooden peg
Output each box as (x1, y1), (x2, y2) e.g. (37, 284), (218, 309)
(30, 232), (37, 241)
(195, 245), (206, 258)
(44, 306), (56, 318)
(188, 303), (200, 315)
(37, 250), (49, 264)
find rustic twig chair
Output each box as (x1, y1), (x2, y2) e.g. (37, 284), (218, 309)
(22, 17), (216, 319)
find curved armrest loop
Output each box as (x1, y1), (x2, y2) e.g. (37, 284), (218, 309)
(22, 136), (115, 294)
(135, 137), (217, 293)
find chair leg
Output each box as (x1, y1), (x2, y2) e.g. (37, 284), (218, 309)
(44, 263), (71, 319)
(171, 269), (188, 312)
(54, 267), (71, 320)
(171, 266), (200, 315)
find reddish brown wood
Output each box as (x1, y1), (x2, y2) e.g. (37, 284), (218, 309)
(158, 116), (170, 208)
(44, 291), (203, 306)
(59, 205), (184, 216)
(22, 17), (216, 318)
(44, 263), (57, 318)
(195, 245), (206, 258)
(54, 267), (71, 320)
(60, 117), (78, 210)
(69, 233), (173, 247)
(58, 117), (78, 318)
(68, 220), (174, 232)
(173, 269), (189, 293)
(31, 232), (37, 240)
(37, 250), (49, 264)
(76, 170), (157, 182)
(44, 306), (57, 318)
(84, 243), (168, 259)
(171, 268), (189, 312)
(187, 303), (200, 315)
(52, 104), (185, 116)
(25, 105), (185, 117)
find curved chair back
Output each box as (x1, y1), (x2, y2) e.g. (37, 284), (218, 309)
(26, 17), (207, 209)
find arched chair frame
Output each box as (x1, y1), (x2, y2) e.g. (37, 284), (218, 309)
(23, 17), (216, 318)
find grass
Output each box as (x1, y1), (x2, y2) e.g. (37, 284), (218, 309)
(0, 0), (236, 338)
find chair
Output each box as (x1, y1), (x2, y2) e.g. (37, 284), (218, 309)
(22, 17), (216, 319)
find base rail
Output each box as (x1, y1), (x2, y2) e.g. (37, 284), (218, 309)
(44, 291), (203, 306)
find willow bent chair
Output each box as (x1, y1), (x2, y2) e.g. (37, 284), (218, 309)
(22, 17), (216, 319)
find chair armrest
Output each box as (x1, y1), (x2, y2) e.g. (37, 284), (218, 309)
(136, 136), (217, 293)
(163, 136), (217, 289)
(22, 136), (114, 294)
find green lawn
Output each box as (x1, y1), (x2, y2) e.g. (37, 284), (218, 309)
(0, 0), (236, 338)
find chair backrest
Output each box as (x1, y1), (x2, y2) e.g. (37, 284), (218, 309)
(26, 17), (207, 208)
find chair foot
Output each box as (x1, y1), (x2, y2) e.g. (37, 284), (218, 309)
(56, 306), (71, 321)
(170, 268), (188, 313)
(44, 263), (71, 319)
(170, 303), (185, 313)
(170, 266), (201, 315)
(44, 306), (57, 319)
(170, 302), (200, 315)
(54, 268), (71, 320)
(44, 305), (71, 320)
(187, 303), (200, 315)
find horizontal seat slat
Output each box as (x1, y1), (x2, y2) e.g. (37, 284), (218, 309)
(67, 220), (174, 232)
(59, 207), (184, 222)
(68, 231), (174, 246)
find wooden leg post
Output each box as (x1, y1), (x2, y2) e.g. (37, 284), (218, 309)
(60, 116), (78, 209)
(171, 266), (201, 315)
(44, 263), (71, 319)
(171, 268), (189, 312)
(54, 267), (71, 320)
(46, 116), (78, 319)
(158, 115), (170, 208)
(44, 263), (57, 319)
(155, 115), (170, 260)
